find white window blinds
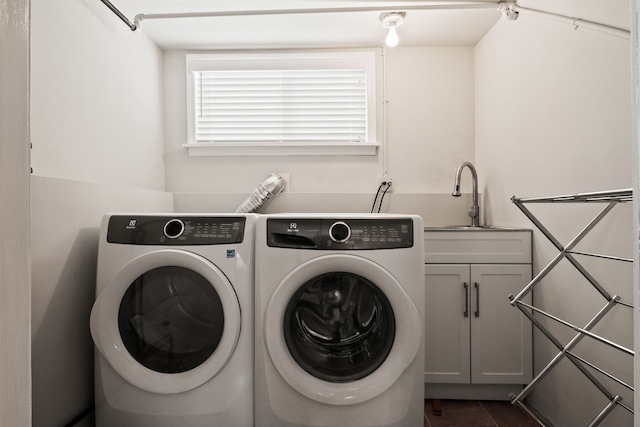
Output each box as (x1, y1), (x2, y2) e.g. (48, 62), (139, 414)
(193, 69), (368, 144)
(185, 51), (378, 156)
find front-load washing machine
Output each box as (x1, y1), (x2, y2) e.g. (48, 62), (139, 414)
(255, 213), (424, 427)
(90, 214), (255, 426)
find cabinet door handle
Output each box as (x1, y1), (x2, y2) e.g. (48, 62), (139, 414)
(474, 282), (480, 317)
(463, 282), (469, 317)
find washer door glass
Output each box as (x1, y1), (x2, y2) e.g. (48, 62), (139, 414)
(118, 266), (224, 374)
(283, 272), (395, 382)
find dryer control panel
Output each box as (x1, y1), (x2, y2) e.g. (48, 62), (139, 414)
(267, 218), (413, 250)
(107, 215), (246, 245)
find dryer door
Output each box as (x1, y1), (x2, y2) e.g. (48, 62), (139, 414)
(90, 249), (241, 394)
(264, 254), (421, 405)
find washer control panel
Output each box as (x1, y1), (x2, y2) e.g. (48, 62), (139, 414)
(267, 217), (413, 250)
(107, 215), (246, 245)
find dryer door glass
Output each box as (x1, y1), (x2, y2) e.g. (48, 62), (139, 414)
(283, 272), (395, 382)
(118, 266), (225, 373)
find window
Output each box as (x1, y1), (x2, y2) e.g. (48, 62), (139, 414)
(185, 51), (378, 156)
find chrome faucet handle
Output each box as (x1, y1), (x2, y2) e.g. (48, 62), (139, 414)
(453, 161), (480, 227)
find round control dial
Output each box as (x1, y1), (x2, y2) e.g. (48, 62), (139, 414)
(164, 219), (185, 239)
(329, 221), (351, 243)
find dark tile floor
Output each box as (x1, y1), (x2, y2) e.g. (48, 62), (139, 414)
(424, 399), (541, 427)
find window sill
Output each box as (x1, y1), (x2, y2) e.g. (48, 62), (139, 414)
(182, 142), (379, 157)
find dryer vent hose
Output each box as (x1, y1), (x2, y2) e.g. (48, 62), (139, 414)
(236, 173), (287, 213)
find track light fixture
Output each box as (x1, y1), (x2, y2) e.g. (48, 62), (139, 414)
(380, 12), (405, 47)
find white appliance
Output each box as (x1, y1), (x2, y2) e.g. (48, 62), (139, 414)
(90, 214), (255, 426)
(255, 214), (424, 427)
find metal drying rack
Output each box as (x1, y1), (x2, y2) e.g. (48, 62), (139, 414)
(508, 189), (634, 426)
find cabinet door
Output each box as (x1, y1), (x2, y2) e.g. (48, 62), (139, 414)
(424, 264), (470, 383)
(470, 264), (532, 384)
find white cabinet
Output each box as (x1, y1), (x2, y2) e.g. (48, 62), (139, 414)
(424, 229), (533, 399)
(424, 264), (470, 383)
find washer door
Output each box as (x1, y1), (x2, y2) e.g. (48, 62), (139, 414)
(91, 249), (241, 394)
(264, 254), (421, 405)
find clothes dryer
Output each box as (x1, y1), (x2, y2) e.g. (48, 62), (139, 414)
(255, 214), (424, 427)
(90, 214), (255, 426)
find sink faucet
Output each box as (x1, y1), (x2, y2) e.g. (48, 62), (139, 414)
(452, 161), (479, 227)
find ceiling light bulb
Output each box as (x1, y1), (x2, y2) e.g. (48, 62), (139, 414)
(380, 12), (405, 48)
(385, 26), (399, 47)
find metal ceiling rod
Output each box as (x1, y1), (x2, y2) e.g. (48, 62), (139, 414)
(99, 0), (137, 31)
(512, 5), (630, 40)
(133, 2), (500, 29)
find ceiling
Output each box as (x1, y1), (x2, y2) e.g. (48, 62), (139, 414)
(114, 1), (503, 50)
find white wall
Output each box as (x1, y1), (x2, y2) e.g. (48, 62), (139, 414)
(31, 0), (165, 191)
(384, 47), (475, 194)
(164, 47), (475, 197)
(476, 10), (633, 427)
(30, 0), (170, 425)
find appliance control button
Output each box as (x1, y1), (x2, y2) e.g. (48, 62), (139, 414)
(329, 221), (351, 243)
(164, 219), (185, 239)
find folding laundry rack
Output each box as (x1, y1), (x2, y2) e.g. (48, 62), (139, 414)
(508, 189), (634, 426)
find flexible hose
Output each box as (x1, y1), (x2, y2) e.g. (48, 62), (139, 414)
(236, 173), (286, 213)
